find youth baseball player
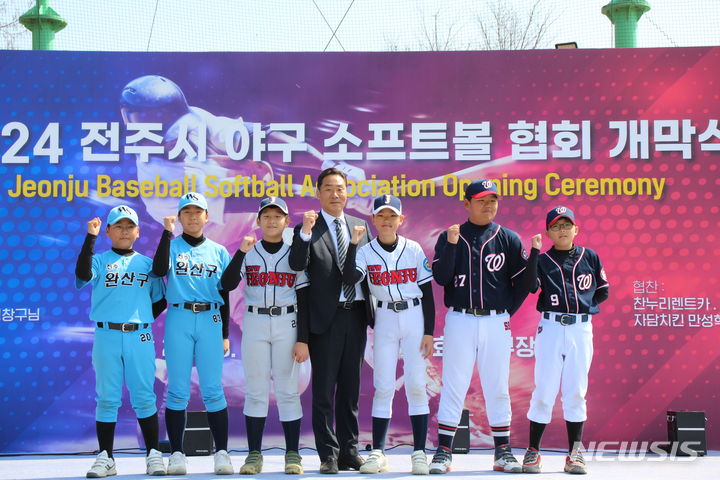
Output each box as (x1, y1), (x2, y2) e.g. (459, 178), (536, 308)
(341, 195), (435, 475)
(75, 205), (167, 477)
(152, 192), (233, 475)
(521, 206), (609, 475)
(429, 179), (530, 474)
(220, 197), (310, 475)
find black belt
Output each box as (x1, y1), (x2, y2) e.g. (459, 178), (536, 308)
(97, 322), (148, 332)
(544, 312), (590, 325)
(248, 305), (295, 316)
(337, 301), (364, 310)
(452, 307), (506, 316)
(377, 298), (420, 312)
(172, 302), (218, 313)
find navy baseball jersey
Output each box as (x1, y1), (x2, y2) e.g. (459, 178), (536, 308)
(165, 236), (231, 304)
(354, 236), (433, 302)
(433, 221), (528, 311)
(536, 245), (609, 314)
(76, 250), (165, 323)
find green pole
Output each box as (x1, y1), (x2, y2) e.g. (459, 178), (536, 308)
(19, 0), (67, 50)
(602, 0), (650, 48)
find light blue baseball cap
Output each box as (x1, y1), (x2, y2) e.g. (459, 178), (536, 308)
(107, 205), (139, 226)
(178, 192), (208, 211)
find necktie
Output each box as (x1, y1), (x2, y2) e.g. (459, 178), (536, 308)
(334, 218), (356, 301)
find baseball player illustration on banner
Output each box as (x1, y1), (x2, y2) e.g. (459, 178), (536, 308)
(341, 194), (436, 475)
(220, 196), (310, 475)
(520, 206), (609, 475)
(428, 179), (532, 474)
(75, 205), (167, 477)
(151, 192), (233, 475)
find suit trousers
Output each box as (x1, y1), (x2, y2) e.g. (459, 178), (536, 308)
(309, 304), (367, 461)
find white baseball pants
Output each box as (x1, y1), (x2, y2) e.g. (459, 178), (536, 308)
(527, 313), (593, 424)
(371, 302), (430, 418)
(437, 310), (512, 428)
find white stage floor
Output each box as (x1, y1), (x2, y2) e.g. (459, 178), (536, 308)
(0, 448), (716, 480)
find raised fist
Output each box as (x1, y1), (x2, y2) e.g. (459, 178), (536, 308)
(531, 234), (542, 250)
(163, 216), (176, 233)
(239, 235), (257, 253)
(351, 225), (366, 245)
(301, 210), (318, 235)
(87, 217), (102, 236)
(447, 224), (461, 244)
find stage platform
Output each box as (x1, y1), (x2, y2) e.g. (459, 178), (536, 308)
(0, 448), (716, 480)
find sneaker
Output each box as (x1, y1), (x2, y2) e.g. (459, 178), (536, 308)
(86, 451), (117, 478)
(167, 451), (187, 475)
(411, 450), (429, 475)
(214, 450), (234, 475)
(521, 448), (541, 474)
(240, 450), (264, 475)
(493, 444), (522, 473)
(564, 449), (587, 474)
(146, 449), (166, 476)
(285, 450), (303, 474)
(360, 449), (389, 474)
(428, 447), (452, 474)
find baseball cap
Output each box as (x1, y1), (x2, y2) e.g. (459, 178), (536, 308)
(107, 205), (139, 226)
(372, 195), (402, 215)
(258, 196), (289, 215)
(464, 179), (500, 200)
(178, 192), (208, 211)
(546, 206), (576, 229)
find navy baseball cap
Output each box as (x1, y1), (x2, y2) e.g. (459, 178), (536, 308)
(178, 192), (208, 211)
(464, 179), (500, 200)
(107, 205), (139, 226)
(258, 196), (289, 215)
(372, 194), (402, 215)
(546, 206), (576, 229)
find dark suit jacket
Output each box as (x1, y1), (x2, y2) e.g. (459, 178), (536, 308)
(290, 212), (374, 336)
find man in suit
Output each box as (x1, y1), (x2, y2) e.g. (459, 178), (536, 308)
(290, 167), (373, 474)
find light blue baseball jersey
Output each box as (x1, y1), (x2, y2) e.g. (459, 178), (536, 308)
(166, 236), (231, 304)
(76, 250), (165, 323)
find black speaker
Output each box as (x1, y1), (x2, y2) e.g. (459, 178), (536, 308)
(666, 410), (706, 456)
(184, 411), (214, 456)
(452, 409), (470, 454)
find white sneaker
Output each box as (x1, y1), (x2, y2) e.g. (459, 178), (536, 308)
(146, 449), (166, 476)
(214, 450), (234, 475)
(411, 450), (429, 475)
(493, 444), (522, 473)
(167, 451), (187, 475)
(359, 449), (389, 474)
(428, 448), (452, 474)
(86, 451), (117, 478)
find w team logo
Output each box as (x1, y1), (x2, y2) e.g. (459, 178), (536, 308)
(484, 252), (505, 272)
(577, 273), (593, 290)
(556, 206), (568, 214)
(482, 180), (494, 189)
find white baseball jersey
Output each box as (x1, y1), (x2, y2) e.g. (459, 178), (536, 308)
(354, 236), (433, 302)
(240, 242), (309, 307)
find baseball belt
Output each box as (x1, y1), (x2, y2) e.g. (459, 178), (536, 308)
(247, 305), (295, 316)
(543, 312), (590, 325)
(376, 298), (421, 312)
(452, 307), (506, 316)
(172, 302), (219, 313)
(97, 322), (149, 332)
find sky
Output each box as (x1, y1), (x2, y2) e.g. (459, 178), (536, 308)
(1, 0), (719, 52)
